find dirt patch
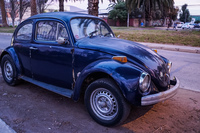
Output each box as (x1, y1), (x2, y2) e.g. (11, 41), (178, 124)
(0, 73), (200, 133)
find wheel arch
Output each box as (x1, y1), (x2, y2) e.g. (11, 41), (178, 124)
(0, 47), (22, 76)
(72, 60), (144, 105)
(74, 71), (119, 101)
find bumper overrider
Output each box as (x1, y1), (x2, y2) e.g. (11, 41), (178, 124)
(141, 77), (179, 106)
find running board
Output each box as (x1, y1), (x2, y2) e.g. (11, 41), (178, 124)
(20, 76), (73, 98)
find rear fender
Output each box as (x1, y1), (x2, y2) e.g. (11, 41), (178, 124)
(73, 59), (144, 105)
(0, 47), (22, 76)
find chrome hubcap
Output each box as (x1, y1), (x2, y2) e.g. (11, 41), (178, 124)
(4, 61), (13, 81)
(90, 88), (118, 120)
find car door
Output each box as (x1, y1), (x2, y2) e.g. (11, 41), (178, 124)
(13, 21), (33, 78)
(30, 19), (73, 89)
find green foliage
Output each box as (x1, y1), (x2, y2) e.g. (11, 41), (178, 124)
(111, 27), (200, 47)
(195, 20), (200, 23)
(179, 4), (192, 22)
(125, 0), (175, 26)
(152, 10), (162, 20)
(171, 7), (179, 21)
(130, 8), (143, 18)
(108, 2), (127, 21)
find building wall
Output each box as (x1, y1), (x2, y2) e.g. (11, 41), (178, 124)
(104, 18), (145, 27)
(191, 15), (200, 21)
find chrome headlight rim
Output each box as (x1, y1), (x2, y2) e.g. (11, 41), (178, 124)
(139, 72), (151, 94)
(167, 61), (172, 73)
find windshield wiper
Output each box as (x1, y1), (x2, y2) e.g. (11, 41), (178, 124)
(89, 30), (98, 38)
(104, 32), (112, 37)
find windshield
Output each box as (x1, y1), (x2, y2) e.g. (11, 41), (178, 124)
(70, 18), (114, 40)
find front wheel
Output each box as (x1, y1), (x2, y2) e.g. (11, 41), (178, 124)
(84, 78), (131, 126)
(1, 54), (19, 85)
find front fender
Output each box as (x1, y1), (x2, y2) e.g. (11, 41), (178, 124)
(73, 59), (144, 105)
(0, 46), (22, 76)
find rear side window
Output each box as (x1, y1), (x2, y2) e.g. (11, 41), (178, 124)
(36, 21), (68, 42)
(16, 23), (33, 40)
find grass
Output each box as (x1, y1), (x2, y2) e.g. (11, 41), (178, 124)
(111, 26), (200, 47)
(0, 27), (15, 33)
(0, 26), (200, 47)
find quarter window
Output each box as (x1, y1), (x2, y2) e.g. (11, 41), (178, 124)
(36, 21), (68, 42)
(16, 23), (32, 40)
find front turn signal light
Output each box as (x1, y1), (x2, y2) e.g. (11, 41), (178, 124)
(153, 49), (157, 53)
(112, 56), (127, 63)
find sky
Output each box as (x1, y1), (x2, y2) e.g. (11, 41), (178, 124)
(50, 0), (200, 15)
(174, 0), (200, 15)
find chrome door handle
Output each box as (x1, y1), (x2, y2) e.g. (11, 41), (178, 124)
(29, 47), (38, 50)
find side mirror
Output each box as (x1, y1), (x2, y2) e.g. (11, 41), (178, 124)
(57, 37), (69, 45)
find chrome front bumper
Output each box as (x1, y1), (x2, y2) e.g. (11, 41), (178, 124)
(141, 77), (179, 106)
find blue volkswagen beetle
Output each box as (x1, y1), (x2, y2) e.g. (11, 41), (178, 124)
(0, 12), (179, 126)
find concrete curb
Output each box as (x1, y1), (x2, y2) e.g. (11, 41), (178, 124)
(139, 42), (200, 54)
(0, 119), (16, 133)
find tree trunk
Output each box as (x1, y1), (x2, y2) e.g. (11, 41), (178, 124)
(19, 0), (22, 22)
(59, 0), (64, 12)
(0, 0), (9, 27)
(88, 0), (99, 16)
(31, 0), (37, 16)
(10, 0), (15, 27)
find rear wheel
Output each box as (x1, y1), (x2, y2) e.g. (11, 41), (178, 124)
(1, 54), (19, 85)
(84, 78), (131, 126)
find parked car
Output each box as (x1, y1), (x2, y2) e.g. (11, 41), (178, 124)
(194, 24), (200, 28)
(0, 12), (179, 126)
(177, 22), (184, 28)
(182, 23), (194, 29)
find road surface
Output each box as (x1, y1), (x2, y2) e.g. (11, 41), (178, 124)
(0, 34), (12, 50)
(158, 49), (200, 92)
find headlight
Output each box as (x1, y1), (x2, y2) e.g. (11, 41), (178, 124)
(139, 72), (151, 93)
(167, 61), (172, 73)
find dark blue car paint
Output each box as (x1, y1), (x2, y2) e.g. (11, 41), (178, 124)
(30, 44), (73, 88)
(76, 37), (169, 89)
(14, 42), (32, 77)
(73, 59), (144, 105)
(0, 12), (171, 106)
(0, 47), (22, 76)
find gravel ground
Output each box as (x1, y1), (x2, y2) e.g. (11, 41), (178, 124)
(0, 70), (200, 133)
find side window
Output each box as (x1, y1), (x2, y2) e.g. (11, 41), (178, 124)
(16, 23), (32, 40)
(36, 21), (68, 42)
(57, 23), (68, 39)
(100, 23), (109, 35)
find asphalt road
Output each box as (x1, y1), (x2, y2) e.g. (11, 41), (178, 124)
(158, 49), (200, 92)
(0, 34), (12, 50)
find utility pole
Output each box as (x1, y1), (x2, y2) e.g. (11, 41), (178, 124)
(184, 11), (186, 23)
(127, 12), (129, 27)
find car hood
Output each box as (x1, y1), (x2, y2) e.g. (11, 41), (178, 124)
(76, 37), (168, 87)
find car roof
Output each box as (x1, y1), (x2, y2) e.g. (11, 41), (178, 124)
(28, 12), (99, 22)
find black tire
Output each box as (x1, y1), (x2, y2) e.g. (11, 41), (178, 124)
(84, 78), (131, 126)
(1, 54), (19, 86)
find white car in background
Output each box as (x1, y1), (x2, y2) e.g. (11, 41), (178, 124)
(177, 22), (184, 28)
(182, 23), (194, 29)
